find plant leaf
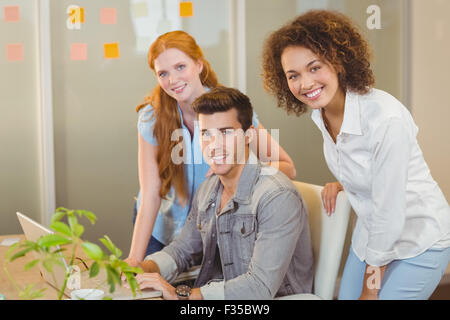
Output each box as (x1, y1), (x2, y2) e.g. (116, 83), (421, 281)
(125, 273), (140, 297)
(122, 265), (143, 275)
(50, 221), (72, 237)
(24, 259), (40, 271)
(73, 224), (84, 238)
(100, 235), (122, 258)
(106, 268), (116, 293)
(106, 264), (122, 293)
(51, 210), (66, 224)
(37, 234), (71, 248)
(89, 261), (100, 278)
(82, 242), (103, 260)
(76, 210), (97, 225)
(5, 242), (22, 260)
(9, 247), (34, 262)
(107, 265), (121, 284)
(68, 215), (78, 233)
(51, 247), (67, 254)
(19, 284), (46, 300)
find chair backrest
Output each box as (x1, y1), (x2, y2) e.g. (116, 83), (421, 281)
(292, 181), (351, 300)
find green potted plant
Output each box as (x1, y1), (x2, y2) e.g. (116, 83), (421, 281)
(3, 207), (142, 300)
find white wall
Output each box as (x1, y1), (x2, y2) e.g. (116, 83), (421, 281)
(411, 0), (450, 201)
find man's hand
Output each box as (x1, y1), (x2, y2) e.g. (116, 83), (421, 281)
(125, 273), (177, 300)
(138, 260), (161, 273)
(121, 257), (141, 281)
(321, 182), (344, 215)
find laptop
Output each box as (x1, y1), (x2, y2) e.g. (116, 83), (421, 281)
(16, 212), (162, 300)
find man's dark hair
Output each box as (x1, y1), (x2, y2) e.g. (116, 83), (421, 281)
(192, 86), (253, 131)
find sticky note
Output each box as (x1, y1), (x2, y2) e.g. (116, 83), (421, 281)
(7, 43), (24, 61)
(4, 5), (20, 22)
(104, 43), (120, 59)
(132, 2), (148, 18)
(69, 6), (85, 24)
(101, 8), (116, 25)
(180, 2), (193, 17)
(70, 43), (87, 61)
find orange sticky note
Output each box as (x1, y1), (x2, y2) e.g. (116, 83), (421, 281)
(4, 6), (20, 22)
(180, 2), (193, 17)
(70, 43), (87, 61)
(100, 8), (116, 25)
(104, 43), (120, 59)
(7, 43), (24, 61)
(69, 6), (85, 24)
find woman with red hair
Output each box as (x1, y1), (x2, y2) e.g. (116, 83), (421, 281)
(126, 31), (296, 267)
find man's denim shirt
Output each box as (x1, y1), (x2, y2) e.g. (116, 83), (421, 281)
(145, 155), (314, 299)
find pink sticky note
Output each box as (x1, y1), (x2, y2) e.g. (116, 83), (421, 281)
(70, 43), (87, 61)
(100, 8), (117, 24)
(7, 43), (24, 61)
(4, 5), (20, 22)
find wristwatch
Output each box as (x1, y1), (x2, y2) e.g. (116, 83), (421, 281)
(175, 284), (191, 300)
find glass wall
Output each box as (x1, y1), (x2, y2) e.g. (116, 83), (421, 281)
(246, 0), (407, 187)
(1, 0), (409, 257)
(50, 0), (232, 252)
(0, 0), (41, 234)
(245, 0), (408, 282)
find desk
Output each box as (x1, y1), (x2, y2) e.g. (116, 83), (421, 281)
(0, 234), (92, 300)
(0, 234), (161, 300)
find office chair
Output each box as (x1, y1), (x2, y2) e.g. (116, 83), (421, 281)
(174, 181), (352, 300)
(276, 181), (352, 300)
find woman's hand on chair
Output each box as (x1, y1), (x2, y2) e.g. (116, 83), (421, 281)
(321, 182), (344, 216)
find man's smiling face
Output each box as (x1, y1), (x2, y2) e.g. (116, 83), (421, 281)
(199, 108), (251, 177)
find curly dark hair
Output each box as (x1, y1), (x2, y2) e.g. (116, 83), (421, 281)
(262, 10), (375, 116)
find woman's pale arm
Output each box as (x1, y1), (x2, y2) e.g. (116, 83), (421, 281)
(251, 123), (297, 179)
(127, 133), (162, 264)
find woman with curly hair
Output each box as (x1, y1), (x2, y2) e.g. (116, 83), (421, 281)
(262, 10), (450, 300)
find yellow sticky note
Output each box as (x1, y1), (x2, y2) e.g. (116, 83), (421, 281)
(104, 43), (120, 59)
(69, 6), (85, 24)
(180, 2), (193, 17)
(4, 6), (20, 22)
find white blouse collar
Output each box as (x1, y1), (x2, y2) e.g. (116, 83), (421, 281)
(311, 90), (363, 136)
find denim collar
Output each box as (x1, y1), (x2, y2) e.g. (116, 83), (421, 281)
(198, 152), (260, 212)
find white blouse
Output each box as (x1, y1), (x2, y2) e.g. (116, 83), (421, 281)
(311, 88), (450, 267)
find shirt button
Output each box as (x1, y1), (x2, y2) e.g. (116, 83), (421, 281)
(211, 203), (215, 208)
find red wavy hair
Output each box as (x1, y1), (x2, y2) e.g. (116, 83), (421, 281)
(136, 31), (218, 205)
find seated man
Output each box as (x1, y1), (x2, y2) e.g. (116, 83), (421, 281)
(131, 86), (314, 300)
